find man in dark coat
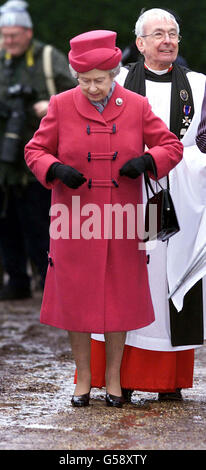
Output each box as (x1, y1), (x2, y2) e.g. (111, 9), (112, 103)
(0, 0), (76, 299)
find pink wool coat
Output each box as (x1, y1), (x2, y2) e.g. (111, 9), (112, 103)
(25, 83), (183, 333)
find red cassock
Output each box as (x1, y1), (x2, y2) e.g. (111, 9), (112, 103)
(25, 83), (183, 333)
(89, 341), (194, 392)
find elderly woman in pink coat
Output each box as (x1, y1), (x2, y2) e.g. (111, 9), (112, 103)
(25, 30), (183, 408)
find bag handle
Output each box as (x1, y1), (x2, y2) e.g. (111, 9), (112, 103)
(144, 157), (168, 199)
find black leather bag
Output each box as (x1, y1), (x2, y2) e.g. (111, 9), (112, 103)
(143, 170), (180, 242)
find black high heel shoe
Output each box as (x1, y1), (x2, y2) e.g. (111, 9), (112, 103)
(105, 392), (124, 408)
(71, 392), (90, 407)
(121, 388), (133, 403)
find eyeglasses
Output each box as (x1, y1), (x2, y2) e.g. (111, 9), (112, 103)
(141, 31), (182, 42)
(2, 31), (27, 40)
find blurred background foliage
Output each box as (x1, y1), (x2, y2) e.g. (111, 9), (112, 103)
(8, 0), (206, 73)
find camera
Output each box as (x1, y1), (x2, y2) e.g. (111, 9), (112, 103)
(0, 84), (36, 163)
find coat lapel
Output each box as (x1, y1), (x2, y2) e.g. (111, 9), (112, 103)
(103, 82), (126, 122)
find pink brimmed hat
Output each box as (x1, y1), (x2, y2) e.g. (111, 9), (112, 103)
(68, 30), (122, 73)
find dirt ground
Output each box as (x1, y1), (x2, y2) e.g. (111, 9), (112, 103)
(0, 290), (206, 457)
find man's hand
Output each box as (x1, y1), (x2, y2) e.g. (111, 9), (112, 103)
(33, 100), (49, 118)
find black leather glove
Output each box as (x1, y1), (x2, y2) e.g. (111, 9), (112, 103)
(47, 162), (87, 189)
(119, 153), (156, 179)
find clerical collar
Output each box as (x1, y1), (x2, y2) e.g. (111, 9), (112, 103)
(90, 81), (116, 113)
(144, 63), (173, 75)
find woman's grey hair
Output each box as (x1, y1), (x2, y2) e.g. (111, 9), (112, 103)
(69, 63), (121, 79)
(135, 8), (180, 37)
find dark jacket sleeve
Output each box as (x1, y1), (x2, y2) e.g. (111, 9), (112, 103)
(51, 46), (77, 93)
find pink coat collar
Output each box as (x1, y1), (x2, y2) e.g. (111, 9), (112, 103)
(73, 82), (126, 124)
